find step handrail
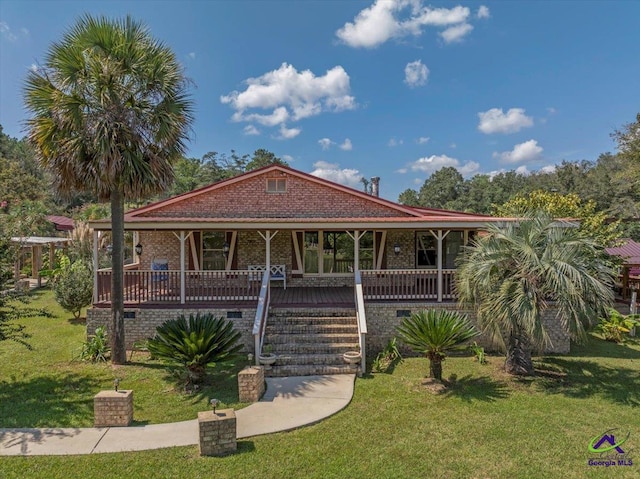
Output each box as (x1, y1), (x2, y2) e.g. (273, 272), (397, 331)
(252, 270), (271, 365)
(354, 270), (367, 372)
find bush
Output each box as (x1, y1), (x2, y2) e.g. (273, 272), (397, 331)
(595, 308), (639, 343)
(52, 256), (93, 319)
(78, 326), (110, 362)
(147, 313), (243, 386)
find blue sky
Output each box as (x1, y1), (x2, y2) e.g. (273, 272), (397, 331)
(1, 1), (639, 202)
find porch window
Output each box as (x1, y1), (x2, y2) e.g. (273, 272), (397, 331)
(202, 232), (226, 270)
(323, 232), (354, 273)
(266, 178), (286, 193)
(304, 230), (370, 274)
(359, 231), (374, 270)
(416, 232), (437, 268)
(304, 232), (319, 273)
(444, 231), (464, 268)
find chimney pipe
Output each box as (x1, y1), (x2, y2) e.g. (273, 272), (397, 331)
(370, 177), (380, 197)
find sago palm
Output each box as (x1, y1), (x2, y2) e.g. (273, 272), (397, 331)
(456, 213), (615, 375)
(24, 15), (193, 364)
(397, 310), (479, 381)
(147, 313), (243, 385)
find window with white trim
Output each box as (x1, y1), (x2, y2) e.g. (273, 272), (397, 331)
(266, 178), (286, 193)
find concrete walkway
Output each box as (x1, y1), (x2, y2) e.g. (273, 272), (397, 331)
(0, 374), (355, 456)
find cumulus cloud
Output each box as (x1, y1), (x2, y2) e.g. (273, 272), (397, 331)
(477, 5), (490, 19)
(276, 124), (301, 140)
(339, 138), (353, 151)
(310, 161), (362, 188)
(336, 1), (471, 49)
(243, 125), (260, 136)
(540, 164), (557, 173)
(493, 140), (543, 164)
(478, 108), (534, 134)
(408, 154), (479, 176)
(440, 23), (473, 43)
(388, 137), (404, 147)
(221, 63), (355, 138)
(282, 154), (294, 162)
(416, 136), (430, 144)
(318, 138), (334, 150)
(404, 60), (429, 87)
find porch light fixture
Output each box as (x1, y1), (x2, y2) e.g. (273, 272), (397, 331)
(135, 243), (143, 256)
(394, 243), (401, 256)
(223, 242), (230, 258)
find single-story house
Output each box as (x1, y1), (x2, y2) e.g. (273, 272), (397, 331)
(87, 165), (570, 375)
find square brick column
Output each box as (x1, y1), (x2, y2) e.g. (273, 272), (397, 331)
(94, 390), (133, 427)
(238, 366), (265, 403)
(198, 409), (237, 456)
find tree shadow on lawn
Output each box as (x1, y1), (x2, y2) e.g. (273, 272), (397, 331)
(0, 373), (103, 428)
(532, 357), (640, 407)
(443, 374), (510, 403)
(568, 335), (640, 360)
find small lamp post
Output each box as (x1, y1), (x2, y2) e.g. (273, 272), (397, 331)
(114, 378), (120, 391)
(210, 398), (219, 413)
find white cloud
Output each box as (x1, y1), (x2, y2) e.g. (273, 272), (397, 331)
(310, 161), (362, 188)
(413, 178), (423, 185)
(221, 63), (356, 135)
(282, 154), (294, 162)
(187, 52), (196, 59)
(0, 22), (17, 42)
(540, 164), (557, 173)
(396, 168), (408, 174)
(336, 1), (471, 49)
(450, 143), (457, 149)
(408, 154), (479, 176)
(493, 139), (543, 164)
(29, 63), (38, 72)
(318, 138), (334, 150)
(243, 125), (260, 136)
(339, 138), (353, 151)
(388, 137), (404, 147)
(478, 108), (534, 134)
(276, 124), (301, 140)
(515, 165), (530, 175)
(404, 60), (429, 87)
(477, 5), (490, 19)
(440, 23), (473, 43)
(547, 107), (557, 114)
(417, 136), (430, 144)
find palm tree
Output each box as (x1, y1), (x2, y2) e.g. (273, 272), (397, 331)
(456, 213), (615, 375)
(147, 313), (243, 385)
(24, 15), (193, 364)
(397, 310), (479, 381)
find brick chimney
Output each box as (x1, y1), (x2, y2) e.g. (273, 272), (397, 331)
(370, 177), (380, 197)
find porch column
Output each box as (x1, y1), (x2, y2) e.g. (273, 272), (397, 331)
(180, 231), (186, 304)
(433, 230), (450, 302)
(258, 230), (278, 269)
(133, 232), (140, 263)
(93, 229), (99, 304)
(353, 230), (359, 272)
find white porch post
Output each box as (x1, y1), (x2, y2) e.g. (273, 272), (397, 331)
(179, 231), (186, 304)
(354, 230), (359, 272)
(266, 230), (271, 269)
(93, 229), (99, 304)
(433, 230), (450, 302)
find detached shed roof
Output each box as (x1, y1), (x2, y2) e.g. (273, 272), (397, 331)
(606, 239), (640, 265)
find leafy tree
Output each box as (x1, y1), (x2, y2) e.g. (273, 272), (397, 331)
(245, 148), (287, 171)
(24, 15), (193, 364)
(52, 255), (93, 319)
(147, 313), (243, 385)
(398, 188), (420, 206)
(418, 167), (464, 209)
(493, 190), (620, 246)
(456, 214), (615, 375)
(396, 310), (479, 381)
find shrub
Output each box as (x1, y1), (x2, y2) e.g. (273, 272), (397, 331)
(78, 326), (110, 362)
(595, 308), (639, 343)
(52, 256), (93, 319)
(372, 337), (403, 373)
(147, 313), (243, 386)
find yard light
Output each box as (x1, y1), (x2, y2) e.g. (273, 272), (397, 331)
(135, 243), (143, 256)
(114, 378), (120, 391)
(394, 243), (401, 256)
(210, 398), (219, 413)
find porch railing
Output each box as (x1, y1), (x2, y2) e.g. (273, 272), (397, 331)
(354, 270), (367, 372)
(253, 270), (271, 364)
(95, 269), (264, 304)
(361, 269), (456, 300)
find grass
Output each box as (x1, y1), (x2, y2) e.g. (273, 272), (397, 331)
(1, 289), (639, 478)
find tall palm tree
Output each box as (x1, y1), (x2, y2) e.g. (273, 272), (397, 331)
(456, 213), (615, 375)
(24, 15), (193, 364)
(397, 310), (479, 381)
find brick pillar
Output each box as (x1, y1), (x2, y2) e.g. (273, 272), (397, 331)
(238, 366), (265, 403)
(198, 409), (237, 456)
(94, 390), (133, 427)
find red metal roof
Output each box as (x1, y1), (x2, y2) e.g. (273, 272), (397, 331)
(46, 215), (75, 231)
(606, 239), (640, 265)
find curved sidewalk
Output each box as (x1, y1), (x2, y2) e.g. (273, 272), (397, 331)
(0, 374), (355, 456)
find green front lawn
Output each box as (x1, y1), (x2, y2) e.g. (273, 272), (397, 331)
(1, 290), (639, 478)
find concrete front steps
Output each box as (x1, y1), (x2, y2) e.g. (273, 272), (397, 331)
(263, 308), (360, 377)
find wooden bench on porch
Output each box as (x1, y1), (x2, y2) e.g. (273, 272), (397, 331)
(248, 264), (287, 289)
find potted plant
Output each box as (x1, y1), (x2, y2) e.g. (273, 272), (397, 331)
(343, 345), (361, 367)
(258, 343), (277, 369)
